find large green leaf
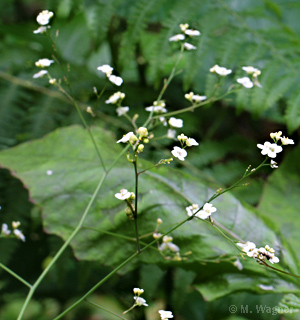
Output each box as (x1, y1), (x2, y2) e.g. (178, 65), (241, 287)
(0, 125), (296, 293)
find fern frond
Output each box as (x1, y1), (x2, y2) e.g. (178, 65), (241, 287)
(285, 91), (300, 134)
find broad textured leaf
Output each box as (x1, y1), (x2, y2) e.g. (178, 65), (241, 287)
(195, 272), (299, 302)
(0, 125), (294, 289)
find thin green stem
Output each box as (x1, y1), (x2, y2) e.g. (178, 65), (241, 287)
(152, 87), (240, 120)
(143, 44), (185, 128)
(82, 227), (158, 251)
(262, 261), (300, 278)
(133, 157), (141, 252)
(58, 86), (107, 172)
(85, 299), (128, 320)
(0, 263), (32, 288)
(17, 146), (129, 320)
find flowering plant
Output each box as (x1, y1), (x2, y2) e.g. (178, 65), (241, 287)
(0, 7), (299, 320)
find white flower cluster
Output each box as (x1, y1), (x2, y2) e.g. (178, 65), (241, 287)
(1, 221), (25, 242)
(209, 64), (263, 89)
(146, 100), (167, 113)
(185, 92), (207, 103)
(153, 219), (182, 261)
(158, 235), (180, 253)
(105, 91), (129, 116)
(115, 188), (136, 220)
(34, 10), (53, 34)
(237, 241), (279, 264)
(186, 203), (217, 220)
(257, 131), (294, 168)
(169, 23), (200, 50)
(237, 66), (262, 88)
(116, 127), (150, 155)
(210, 65), (232, 76)
(115, 188), (134, 200)
(133, 287), (148, 307)
(159, 310), (174, 320)
(124, 288), (174, 319)
(171, 133), (199, 161)
(97, 64), (123, 86)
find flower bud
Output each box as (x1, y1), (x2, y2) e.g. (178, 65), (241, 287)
(138, 127), (148, 138)
(125, 207), (134, 220)
(137, 144), (144, 153)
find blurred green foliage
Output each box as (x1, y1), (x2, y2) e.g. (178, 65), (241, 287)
(0, 0), (300, 319)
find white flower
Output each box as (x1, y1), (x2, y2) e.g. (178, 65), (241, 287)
(184, 43), (197, 50)
(210, 65), (232, 76)
(153, 232), (162, 239)
(108, 75), (123, 86)
(133, 288), (144, 295)
(237, 77), (253, 88)
(269, 255), (280, 264)
(12, 221), (20, 229)
(270, 131), (282, 141)
(171, 146), (187, 161)
(1, 223), (11, 236)
(242, 66), (261, 77)
(233, 258), (243, 270)
(97, 64), (113, 76)
(191, 94), (207, 102)
(105, 91), (125, 104)
(33, 26), (50, 34)
(185, 29), (201, 36)
(186, 138), (199, 147)
(257, 141), (283, 158)
(281, 136), (294, 145)
(166, 242), (180, 252)
(270, 160), (278, 169)
(33, 70), (48, 78)
(14, 229), (25, 242)
(36, 10), (54, 25)
(47, 170), (53, 175)
(169, 34), (185, 42)
(185, 92), (206, 102)
(133, 296), (148, 307)
(179, 24), (189, 32)
(195, 203), (216, 220)
(116, 132), (137, 144)
(186, 204), (199, 217)
(35, 58), (54, 68)
(159, 310), (174, 320)
(167, 129), (177, 139)
(237, 241), (257, 257)
(116, 107), (129, 116)
(145, 105), (167, 113)
(169, 117), (183, 128)
(115, 188), (131, 200)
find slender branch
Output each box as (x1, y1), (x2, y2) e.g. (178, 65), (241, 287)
(57, 86), (107, 172)
(0, 263), (32, 288)
(17, 146), (129, 320)
(143, 43), (185, 128)
(133, 157), (141, 252)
